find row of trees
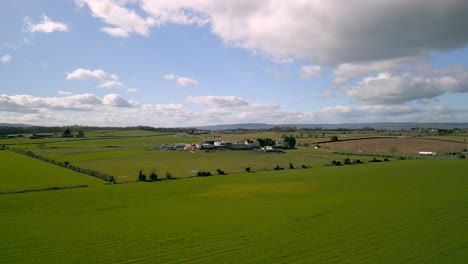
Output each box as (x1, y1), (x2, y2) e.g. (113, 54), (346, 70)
(257, 135), (297, 148)
(137, 169), (175, 182)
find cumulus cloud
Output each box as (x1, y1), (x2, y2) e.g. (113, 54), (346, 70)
(300, 65), (324, 79)
(333, 56), (426, 84)
(0, 93), (135, 115)
(24, 15), (69, 33)
(347, 65), (468, 104)
(2, 93), (468, 126)
(163, 74), (198, 86)
(186, 95), (248, 108)
(67, 68), (117, 81)
(102, 93), (132, 107)
(98, 80), (124, 88)
(67, 68), (126, 89)
(76, 0), (156, 37)
(138, 0), (468, 65)
(1, 54), (12, 64)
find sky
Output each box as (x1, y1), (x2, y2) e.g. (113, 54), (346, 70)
(1, 0), (468, 127)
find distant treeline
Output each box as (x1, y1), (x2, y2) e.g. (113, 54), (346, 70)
(0, 125), (198, 135)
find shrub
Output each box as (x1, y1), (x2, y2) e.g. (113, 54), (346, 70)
(197, 171), (212, 177)
(149, 171), (158, 181)
(331, 160), (342, 166)
(138, 169), (146, 182)
(245, 167), (251, 173)
(274, 165), (284, 170)
(289, 163), (294, 169)
(216, 169), (226, 175)
(166, 171), (174, 180)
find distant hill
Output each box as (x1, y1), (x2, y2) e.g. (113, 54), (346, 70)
(0, 123), (35, 127)
(195, 122), (468, 131)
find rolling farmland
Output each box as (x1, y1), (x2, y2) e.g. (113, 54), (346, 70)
(1, 160), (467, 263)
(0, 150), (105, 192)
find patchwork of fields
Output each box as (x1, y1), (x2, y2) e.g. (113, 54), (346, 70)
(1, 160), (467, 263)
(1, 131), (377, 182)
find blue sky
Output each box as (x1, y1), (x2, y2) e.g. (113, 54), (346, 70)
(1, 0), (468, 127)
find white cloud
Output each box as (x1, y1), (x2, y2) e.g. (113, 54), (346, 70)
(98, 81), (124, 88)
(67, 68), (126, 89)
(76, 0), (156, 37)
(333, 56), (426, 84)
(2, 93), (468, 126)
(127, 87), (138, 92)
(163, 74), (198, 86)
(57, 90), (73, 95)
(347, 65), (468, 104)
(1, 54), (12, 64)
(24, 15), (69, 33)
(67, 68), (117, 81)
(186, 95), (248, 108)
(139, 0), (468, 65)
(102, 93), (131, 107)
(300, 65), (323, 79)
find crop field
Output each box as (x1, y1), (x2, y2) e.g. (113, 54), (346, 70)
(1, 160), (467, 263)
(0, 151), (104, 192)
(321, 137), (468, 156)
(1, 131), (376, 182)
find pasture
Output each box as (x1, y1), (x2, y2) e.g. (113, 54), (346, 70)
(0, 160), (467, 263)
(1, 131), (375, 182)
(0, 151), (104, 192)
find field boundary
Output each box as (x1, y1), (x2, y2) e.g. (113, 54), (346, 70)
(4, 147), (115, 183)
(0, 184), (88, 195)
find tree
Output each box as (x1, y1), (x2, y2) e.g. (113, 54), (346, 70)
(283, 136), (296, 148)
(62, 128), (72, 137)
(330, 135), (339, 142)
(77, 131), (85, 138)
(138, 169), (146, 181)
(149, 169), (158, 181)
(257, 138), (274, 147)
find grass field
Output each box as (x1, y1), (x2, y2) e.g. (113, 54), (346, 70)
(0, 151), (105, 192)
(1, 160), (467, 263)
(2, 131), (374, 182)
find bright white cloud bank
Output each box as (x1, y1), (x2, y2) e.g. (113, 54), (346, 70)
(1, 93), (468, 127)
(24, 15), (69, 33)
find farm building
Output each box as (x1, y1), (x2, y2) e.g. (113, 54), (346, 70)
(419, 151), (437, 156)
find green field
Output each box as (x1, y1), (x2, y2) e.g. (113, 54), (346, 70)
(2, 131), (373, 182)
(1, 160), (467, 263)
(0, 151), (105, 192)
